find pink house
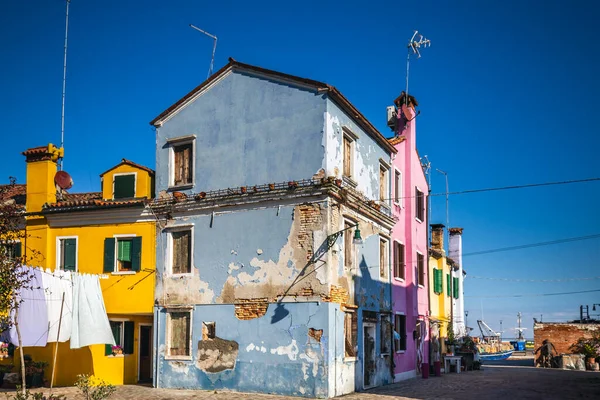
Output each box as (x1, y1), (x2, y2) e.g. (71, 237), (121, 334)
(389, 92), (430, 381)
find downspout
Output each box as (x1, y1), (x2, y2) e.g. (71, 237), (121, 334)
(425, 185), (432, 366)
(154, 304), (160, 388)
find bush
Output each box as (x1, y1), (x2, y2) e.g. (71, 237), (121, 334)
(569, 332), (600, 359)
(74, 374), (116, 400)
(4, 387), (66, 400)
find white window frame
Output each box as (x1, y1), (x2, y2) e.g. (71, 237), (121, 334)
(343, 309), (357, 362)
(112, 172), (137, 199)
(380, 314), (391, 356)
(167, 135), (196, 189)
(379, 235), (390, 281)
(393, 239), (405, 282)
(55, 236), (78, 272)
(416, 250), (425, 288)
(342, 128), (358, 185)
(394, 312), (406, 353)
(165, 307), (193, 361)
(415, 186), (425, 223)
(379, 158), (391, 207)
(165, 225), (194, 277)
(343, 218), (356, 272)
(107, 318), (129, 358)
(394, 168), (402, 207)
(112, 234), (137, 275)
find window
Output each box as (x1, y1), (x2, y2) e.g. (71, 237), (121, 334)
(344, 311), (357, 358)
(393, 241), (405, 280)
(113, 174), (135, 199)
(0, 242), (21, 260)
(380, 314), (391, 354)
(105, 320), (134, 356)
(415, 187), (425, 221)
(170, 139), (194, 187)
(168, 310), (192, 358)
(446, 273), (452, 297)
(343, 136), (353, 178)
(57, 237), (77, 271)
(433, 269), (443, 294)
(417, 252), (425, 286)
(379, 165), (388, 202)
(344, 221), (354, 270)
(394, 170), (402, 205)
(379, 237), (389, 279)
(103, 237), (142, 273)
(170, 229), (192, 275)
(453, 277), (459, 299)
(394, 314), (407, 351)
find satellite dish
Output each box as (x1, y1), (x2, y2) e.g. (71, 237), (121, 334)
(54, 171), (73, 190)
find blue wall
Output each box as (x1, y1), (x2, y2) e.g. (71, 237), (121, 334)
(157, 302), (331, 398)
(156, 72), (327, 194)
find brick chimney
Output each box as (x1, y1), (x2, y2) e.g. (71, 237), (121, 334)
(430, 224), (445, 251)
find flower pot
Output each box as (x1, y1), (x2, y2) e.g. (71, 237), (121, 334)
(30, 372), (43, 388)
(0, 371), (4, 388)
(586, 357), (596, 364)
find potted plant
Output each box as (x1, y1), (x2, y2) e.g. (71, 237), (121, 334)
(570, 335), (600, 364)
(24, 357), (47, 388)
(0, 342), (9, 359)
(111, 345), (123, 356)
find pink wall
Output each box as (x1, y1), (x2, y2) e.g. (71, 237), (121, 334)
(390, 103), (429, 379)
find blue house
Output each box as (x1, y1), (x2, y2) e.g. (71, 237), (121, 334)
(150, 58), (397, 397)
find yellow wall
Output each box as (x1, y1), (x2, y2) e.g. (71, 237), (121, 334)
(101, 164), (153, 200)
(429, 253), (453, 353)
(25, 159), (57, 213)
(45, 221), (156, 314)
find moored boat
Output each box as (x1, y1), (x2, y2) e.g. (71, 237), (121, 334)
(475, 320), (514, 360)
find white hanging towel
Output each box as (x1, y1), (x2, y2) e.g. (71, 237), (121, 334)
(41, 269), (73, 342)
(70, 273), (115, 349)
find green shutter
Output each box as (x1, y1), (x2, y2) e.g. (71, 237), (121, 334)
(434, 269), (443, 294)
(118, 240), (132, 262)
(131, 237), (142, 272)
(104, 238), (116, 273)
(14, 243), (22, 259)
(446, 273), (451, 297)
(63, 239), (76, 271)
(114, 175), (135, 199)
(123, 321), (134, 354)
(105, 344), (112, 356)
(453, 277), (459, 299)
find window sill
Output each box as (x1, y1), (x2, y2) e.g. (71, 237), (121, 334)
(395, 350), (406, 354)
(168, 184), (194, 191)
(342, 176), (358, 188)
(169, 273), (194, 278)
(380, 353), (391, 358)
(112, 271), (136, 276)
(379, 202), (391, 211)
(393, 277), (405, 282)
(165, 356), (192, 361)
(107, 354), (124, 358)
(418, 284), (424, 289)
(415, 217), (423, 223)
(343, 357), (357, 362)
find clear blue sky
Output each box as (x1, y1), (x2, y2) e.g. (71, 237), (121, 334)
(2, 0), (599, 337)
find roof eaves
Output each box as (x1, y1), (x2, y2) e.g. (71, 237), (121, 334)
(99, 159), (155, 177)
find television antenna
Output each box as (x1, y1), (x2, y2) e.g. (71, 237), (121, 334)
(189, 24), (218, 78)
(405, 30), (431, 105)
(59, 0), (72, 170)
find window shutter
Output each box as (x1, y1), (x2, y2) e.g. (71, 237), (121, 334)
(63, 239), (76, 271)
(105, 344), (112, 356)
(183, 144), (192, 184)
(434, 269), (442, 294)
(446, 273), (451, 297)
(104, 238), (116, 273)
(123, 321), (134, 354)
(453, 277), (459, 299)
(114, 175), (135, 199)
(131, 237), (142, 272)
(14, 242), (22, 258)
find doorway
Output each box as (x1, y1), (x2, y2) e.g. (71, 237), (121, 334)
(138, 324), (153, 383)
(363, 323), (376, 389)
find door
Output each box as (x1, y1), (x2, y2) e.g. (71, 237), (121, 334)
(363, 324), (376, 389)
(138, 325), (153, 383)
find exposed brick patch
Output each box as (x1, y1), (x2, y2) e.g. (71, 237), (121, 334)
(234, 298), (269, 320)
(297, 204), (323, 260)
(300, 287), (314, 297)
(308, 328), (323, 342)
(321, 285), (349, 304)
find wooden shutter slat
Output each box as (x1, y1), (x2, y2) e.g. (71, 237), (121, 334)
(123, 321), (134, 354)
(63, 239), (76, 271)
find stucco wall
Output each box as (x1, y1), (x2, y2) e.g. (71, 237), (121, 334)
(155, 72), (327, 194)
(156, 302), (330, 397)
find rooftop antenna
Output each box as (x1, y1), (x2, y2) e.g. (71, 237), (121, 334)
(405, 30), (431, 105)
(59, 0), (71, 170)
(189, 24), (218, 79)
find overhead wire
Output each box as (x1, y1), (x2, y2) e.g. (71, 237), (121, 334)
(465, 288), (600, 298)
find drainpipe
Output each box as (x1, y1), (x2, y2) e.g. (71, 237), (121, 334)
(154, 304), (160, 388)
(425, 186), (432, 366)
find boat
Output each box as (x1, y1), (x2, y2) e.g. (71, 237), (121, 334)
(475, 320), (514, 361)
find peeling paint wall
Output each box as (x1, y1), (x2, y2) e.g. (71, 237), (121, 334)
(323, 99), (391, 201)
(156, 302), (330, 398)
(155, 72), (326, 194)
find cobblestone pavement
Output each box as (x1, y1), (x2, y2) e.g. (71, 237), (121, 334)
(2, 359), (599, 399)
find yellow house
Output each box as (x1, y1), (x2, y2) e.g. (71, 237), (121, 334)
(428, 224), (454, 357)
(18, 144), (156, 386)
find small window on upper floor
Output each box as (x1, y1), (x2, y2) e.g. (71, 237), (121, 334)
(394, 170), (402, 206)
(379, 237), (389, 280)
(169, 229), (192, 275)
(417, 252), (425, 287)
(113, 174), (136, 199)
(379, 165), (388, 202)
(103, 236), (142, 273)
(168, 137), (195, 188)
(343, 135), (354, 178)
(57, 237), (77, 272)
(415, 187), (425, 222)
